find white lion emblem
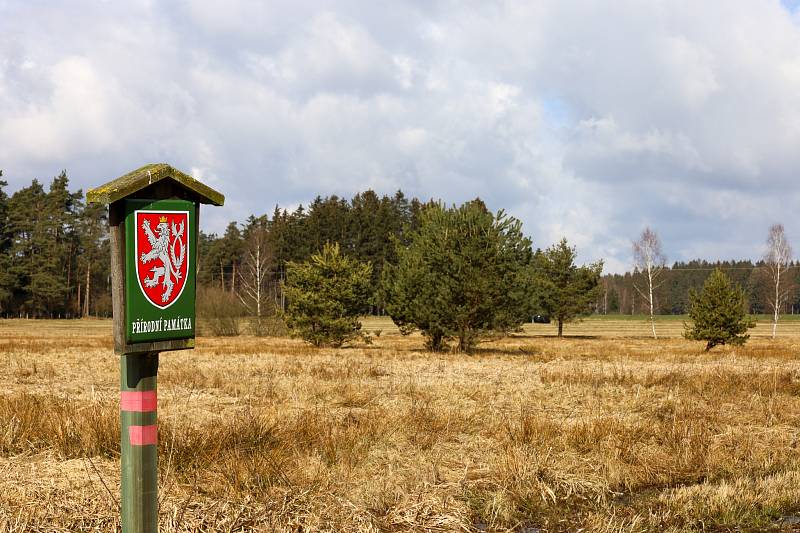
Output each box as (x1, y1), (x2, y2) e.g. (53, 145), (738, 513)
(140, 217), (186, 302)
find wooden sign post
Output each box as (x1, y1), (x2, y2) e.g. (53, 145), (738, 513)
(88, 164), (224, 533)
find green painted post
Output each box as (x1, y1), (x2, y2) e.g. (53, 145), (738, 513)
(120, 352), (159, 532)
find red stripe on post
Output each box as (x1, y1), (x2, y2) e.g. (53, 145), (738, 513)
(128, 425), (158, 446)
(120, 391), (157, 412)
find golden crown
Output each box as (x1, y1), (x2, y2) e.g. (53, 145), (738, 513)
(159, 216), (168, 223)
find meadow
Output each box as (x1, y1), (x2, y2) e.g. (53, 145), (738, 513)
(2, 316), (800, 531)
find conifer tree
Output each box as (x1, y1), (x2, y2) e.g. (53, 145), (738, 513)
(0, 172), (11, 313)
(203, 222), (244, 292)
(77, 202), (108, 317)
(286, 205), (311, 262)
(684, 268), (755, 350)
(7, 179), (48, 315)
(267, 206), (289, 274)
(534, 238), (603, 337)
(382, 200), (534, 352)
(306, 195), (350, 252)
(196, 230), (215, 284)
(0, 170), (7, 249)
(283, 242), (372, 347)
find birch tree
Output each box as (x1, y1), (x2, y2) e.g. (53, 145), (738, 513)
(237, 217), (272, 318)
(763, 223), (793, 339)
(633, 227), (666, 339)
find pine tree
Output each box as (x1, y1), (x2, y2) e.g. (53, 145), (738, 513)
(77, 202), (108, 317)
(608, 287), (620, 313)
(382, 199), (534, 352)
(267, 206), (288, 276)
(0, 170), (7, 250)
(684, 268), (755, 350)
(7, 179), (48, 316)
(349, 190), (400, 311)
(2, 173), (85, 317)
(196, 230), (216, 285)
(534, 238), (603, 337)
(306, 195), (350, 252)
(0, 172), (12, 314)
(286, 205), (311, 262)
(350, 191), (382, 274)
(204, 222), (243, 292)
(283, 242), (372, 347)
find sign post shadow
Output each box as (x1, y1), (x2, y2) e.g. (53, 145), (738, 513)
(88, 164), (224, 533)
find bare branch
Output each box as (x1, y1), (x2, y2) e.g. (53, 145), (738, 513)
(236, 221), (275, 318)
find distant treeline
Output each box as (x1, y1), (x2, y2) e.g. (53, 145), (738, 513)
(0, 170), (794, 318)
(198, 189), (425, 315)
(602, 261), (800, 316)
(0, 170), (426, 318)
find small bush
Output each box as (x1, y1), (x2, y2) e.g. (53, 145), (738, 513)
(283, 243), (372, 347)
(684, 268), (756, 350)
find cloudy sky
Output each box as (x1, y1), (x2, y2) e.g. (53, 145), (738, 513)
(2, 1), (800, 272)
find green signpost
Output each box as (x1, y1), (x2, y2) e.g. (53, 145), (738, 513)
(88, 164), (223, 533)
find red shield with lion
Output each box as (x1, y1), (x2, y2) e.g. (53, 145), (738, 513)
(134, 210), (189, 309)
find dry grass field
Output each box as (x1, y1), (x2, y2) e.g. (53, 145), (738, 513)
(2, 316), (800, 531)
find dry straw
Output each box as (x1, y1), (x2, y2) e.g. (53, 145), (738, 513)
(1, 317), (800, 531)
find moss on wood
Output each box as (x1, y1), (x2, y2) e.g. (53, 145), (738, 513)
(87, 163), (224, 206)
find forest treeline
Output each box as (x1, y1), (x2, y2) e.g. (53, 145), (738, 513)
(0, 170), (795, 318)
(603, 260), (800, 316)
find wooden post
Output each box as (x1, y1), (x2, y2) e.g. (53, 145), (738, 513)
(88, 164), (224, 533)
(120, 352), (159, 532)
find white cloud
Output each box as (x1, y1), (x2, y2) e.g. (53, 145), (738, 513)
(0, 56), (129, 159)
(2, 0), (800, 272)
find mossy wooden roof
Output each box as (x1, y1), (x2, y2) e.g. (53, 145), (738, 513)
(87, 163), (225, 206)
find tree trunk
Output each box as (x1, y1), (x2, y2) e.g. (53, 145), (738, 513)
(280, 271), (286, 312)
(428, 331), (444, 351)
(255, 249), (261, 318)
(648, 265), (657, 339)
(458, 329), (472, 353)
(66, 254), (72, 315)
(773, 265), (780, 339)
(558, 320), (563, 337)
(84, 262), (90, 318)
(220, 260), (224, 291)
